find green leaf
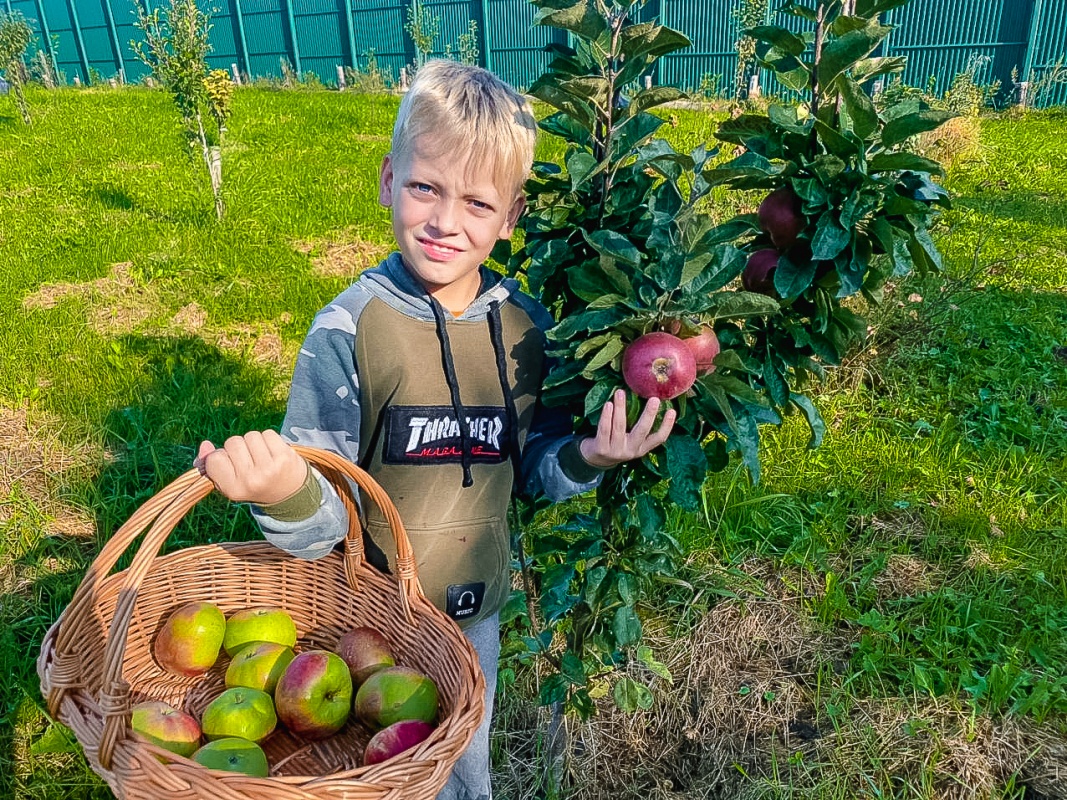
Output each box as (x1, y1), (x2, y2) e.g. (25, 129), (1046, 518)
(584, 336), (625, 375)
(775, 247), (818, 298)
(779, 1), (819, 22)
(628, 86), (685, 116)
(837, 75), (879, 139)
(816, 23), (892, 89)
(620, 22), (692, 61)
(560, 75), (611, 111)
(813, 119), (860, 157)
(880, 110), (955, 148)
(634, 492), (664, 539)
(539, 673), (570, 706)
(855, 0), (913, 16)
(705, 290), (780, 320)
(811, 211), (851, 260)
(611, 112), (666, 158)
(583, 229), (642, 267)
(747, 25), (807, 57)
(637, 645), (673, 682)
(613, 676), (654, 712)
(532, 0), (608, 42)
(790, 393), (825, 448)
(830, 15), (869, 36)
(540, 111), (593, 146)
(734, 414), (762, 484)
(566, 150), (600, 191)
(613, 605), (643, 647)
(715, 114), (775, 147)
(869, 151), (943, 175)
(851, 56), (907, 84)
(498, 590), (529, 625)
(528, 79), (597, 132)
(664, 434), (707, 511)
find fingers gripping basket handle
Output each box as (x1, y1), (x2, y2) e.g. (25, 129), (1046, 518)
(46, 447), (426, 770)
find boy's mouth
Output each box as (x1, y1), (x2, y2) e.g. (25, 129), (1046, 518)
(417, 238), (462, 261)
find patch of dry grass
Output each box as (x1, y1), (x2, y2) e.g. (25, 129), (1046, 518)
(293, 229), (391, 279)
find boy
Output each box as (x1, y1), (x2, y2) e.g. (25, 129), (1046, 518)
(197, 60), (674, 800)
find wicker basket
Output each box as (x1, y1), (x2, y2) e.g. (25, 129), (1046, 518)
(37, 446), (486, 799)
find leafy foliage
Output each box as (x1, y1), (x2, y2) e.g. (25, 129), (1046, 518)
(506, 0), (951, 720)
(0, 11), (34, 125)
(133, 0), (232, 219)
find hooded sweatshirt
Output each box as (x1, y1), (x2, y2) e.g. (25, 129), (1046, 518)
(251, 253), (602, 629)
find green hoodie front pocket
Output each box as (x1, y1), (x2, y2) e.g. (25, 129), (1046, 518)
(365, 515), (510, 630)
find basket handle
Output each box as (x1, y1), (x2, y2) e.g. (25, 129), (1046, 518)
(46, 446), (426, 770)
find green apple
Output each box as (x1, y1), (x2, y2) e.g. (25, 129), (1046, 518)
(130, 700), (201, 758)
(225, 642), (296, 694)
(153, 601), (226, 677)
(354, 666), (439, 730)
(274, 650), (352, 740)
(223, 607), (297, 656)
(192, 737), (269, 777)
(201, 687), (277, 742)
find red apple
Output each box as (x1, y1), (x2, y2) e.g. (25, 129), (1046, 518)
(130, 701), (201, 758)
(274, 650), (353, 740)
(758, 186), (805, 250)
(223, 607), (297, 656)
(363, 719), (435, 766)
(153, 601), (226, 677)
(336, 626), (395, 686)
(355, 666), (439, 730)
(200, 687), (277, 743)
(192, 737), (269, 777)
(225, 642), (296, 695)
(742, 249), (780, 296)
(683, 327), (720, 375)
(621, 332), (697, 400)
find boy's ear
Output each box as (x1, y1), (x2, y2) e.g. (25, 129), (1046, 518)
(499, 195), (525, 239)
(378, 154), (394, 206)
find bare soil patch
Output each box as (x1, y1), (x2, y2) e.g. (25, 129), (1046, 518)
(22, 261), (161, 336)
(294, 230), (391, 278)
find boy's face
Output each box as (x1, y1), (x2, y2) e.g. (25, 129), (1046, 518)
(379, 139), (524, 311)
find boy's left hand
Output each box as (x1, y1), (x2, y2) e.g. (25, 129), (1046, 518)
(578, 389), (676, 469)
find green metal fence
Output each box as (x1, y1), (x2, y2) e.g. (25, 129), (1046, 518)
(9, 0), (1067, 108)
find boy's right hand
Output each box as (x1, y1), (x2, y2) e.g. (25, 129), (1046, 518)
(195, 431), (308, 506)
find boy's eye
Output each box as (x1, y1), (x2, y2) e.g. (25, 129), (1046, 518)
(411, 182), (434, 194)
(470, 199), (492, 212)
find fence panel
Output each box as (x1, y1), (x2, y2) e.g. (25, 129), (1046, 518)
(6, 0), (1067, 107)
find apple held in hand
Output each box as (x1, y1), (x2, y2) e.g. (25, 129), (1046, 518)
(355, 666), (439, 730)
(363, 719), (435, 766)
(223, 607), (298, 656)
(621, 332), (697, 400)
(201, 687), (277, 743)
(275, 650), (353, 740)
(336, 626), (395, 686)
(130, 701), (202, 758)
(193, 737), (270, 777)
(226, 642), (296, 694)
(153, 601), (226, 677)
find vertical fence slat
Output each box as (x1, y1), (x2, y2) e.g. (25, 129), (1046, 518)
(64, 0), (89, 82)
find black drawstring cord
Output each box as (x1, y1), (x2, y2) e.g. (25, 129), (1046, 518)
(488, 301), (523, 490)
(429, 297), (474, 488)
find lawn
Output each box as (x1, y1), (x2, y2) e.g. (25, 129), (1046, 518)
(1, 85), (1065, 799)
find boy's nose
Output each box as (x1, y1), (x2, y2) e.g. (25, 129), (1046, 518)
(428, 199), (461, 235)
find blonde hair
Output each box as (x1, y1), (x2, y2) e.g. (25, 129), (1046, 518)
(391, 60), (537, 199)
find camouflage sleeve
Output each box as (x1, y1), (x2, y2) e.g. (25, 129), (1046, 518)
(250, 286), (374, 559)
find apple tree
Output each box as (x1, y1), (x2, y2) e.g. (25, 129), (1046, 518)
(501, 0), (951, 726)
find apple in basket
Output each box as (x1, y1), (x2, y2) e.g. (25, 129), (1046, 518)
(193, 737), (270, 777)
(201, 687), (277, 742)
(225, 642), (296, 694)
(130, 700), (202, 758)
(355, 666), (439, 729)
(363, 719), (435, 766)
(153, 601), (226, 677)
(336, 626), (395, 685)
(223, 607), (298, 656)
(274, 650), (353, 740)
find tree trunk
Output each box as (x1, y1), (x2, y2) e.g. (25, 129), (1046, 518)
(196, 110), (224, 219)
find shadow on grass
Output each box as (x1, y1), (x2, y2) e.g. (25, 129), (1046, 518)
(1, 333), (288, 798)
(93, 185), (137, 212)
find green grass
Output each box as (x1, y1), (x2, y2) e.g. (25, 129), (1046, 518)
(1, 85), (1066, 798)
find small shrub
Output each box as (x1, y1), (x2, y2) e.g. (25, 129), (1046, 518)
(344, 50), (394, 94)
(0, 10), (33, 124)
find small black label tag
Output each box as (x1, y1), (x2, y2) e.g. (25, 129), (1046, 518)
(383, 405), (508, 465)
(446, 582), (485, 621)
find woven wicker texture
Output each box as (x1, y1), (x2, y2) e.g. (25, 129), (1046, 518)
(38, 446), (486, 799)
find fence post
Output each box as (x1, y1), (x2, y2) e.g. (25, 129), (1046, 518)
(283, 0), (302, 77)
(1020, 0), (1045, 106)
(102, 0), (126, 80)
(342, 0), (356, 67)
(32, 0), (60, 83)
(478, 0), (492, 71)
(65, 0), (91, 83)
(232, 0), (252, 79)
